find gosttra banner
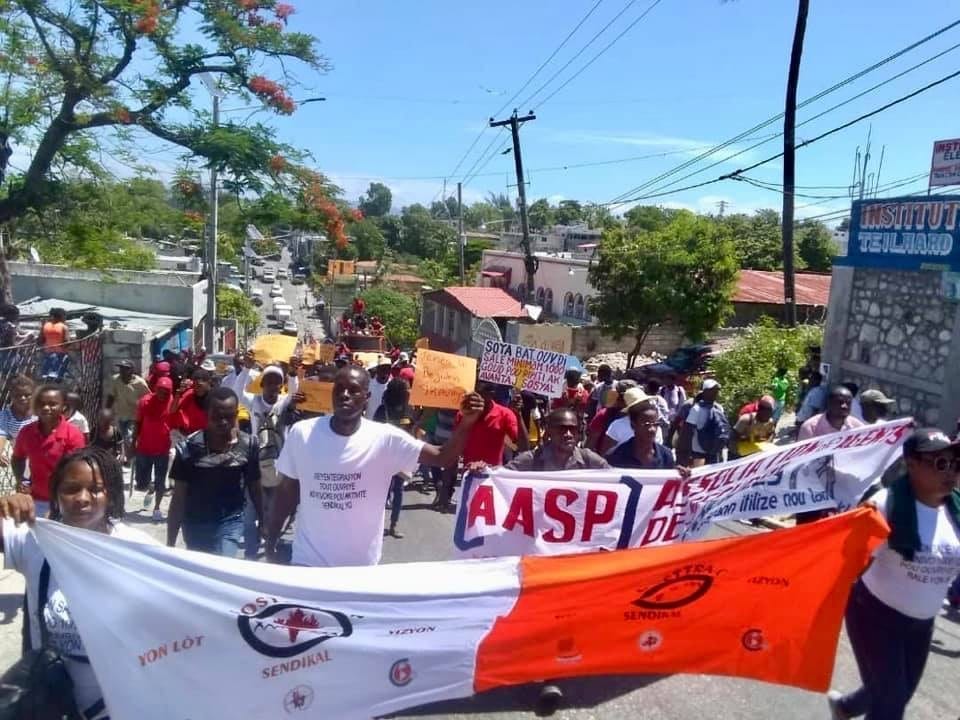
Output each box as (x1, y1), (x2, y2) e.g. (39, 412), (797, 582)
(454, 419), (910, 557)
(36, 510), (886, 719)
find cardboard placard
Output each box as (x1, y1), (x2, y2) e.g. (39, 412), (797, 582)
(301, 343), (336, 366)
(251, 334), (297, 366)
(517, 323), (573, 355)
(299, 381), (334, 414)
(409, 349), (476, 410)
(478, 340), (566, 397)
(415, 337), (430, 349)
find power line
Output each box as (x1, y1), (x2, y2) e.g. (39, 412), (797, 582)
(629, 39), (960, 201)
(460, 129), (509, 186)
(608, 68), (960, 205)
(606, 18), (960, 204)
(444, 1), (610, 183)
(530, 0), (666, 109)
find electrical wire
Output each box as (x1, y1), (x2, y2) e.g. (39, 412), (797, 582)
(529, 0), (666, 110)
(606, 18), (960, 204)
(607, 68), (960, 205)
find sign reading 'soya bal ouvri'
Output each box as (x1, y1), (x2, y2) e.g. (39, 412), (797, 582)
(479, 340), (567, 397)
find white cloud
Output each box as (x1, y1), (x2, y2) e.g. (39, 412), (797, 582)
(328, 172), (486, 210)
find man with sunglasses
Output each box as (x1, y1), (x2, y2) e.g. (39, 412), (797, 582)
(828, 428), (960, 720)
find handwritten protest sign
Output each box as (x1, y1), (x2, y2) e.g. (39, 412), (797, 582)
(251, 334), (297, 366)
(478, 340), (566, 397)
(517, 324), (572, 355)
(301, 343), (334, 366)
(299, 381), (333, 414)
(409, 349), (476, 410)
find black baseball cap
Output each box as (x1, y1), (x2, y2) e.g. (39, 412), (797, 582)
(116, 360), (134, 369)
(904, 428), (960, 456)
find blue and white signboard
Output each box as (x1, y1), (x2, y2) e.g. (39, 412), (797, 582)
(836, 195), (960, 271)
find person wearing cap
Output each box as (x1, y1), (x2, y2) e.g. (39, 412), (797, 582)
(601, 386), (662, 455)
(233, 358), (301, 559)
(678, 379), (726, 467)
(827, 428), (960, 720)
(856, 389), (896, 424)
(366, 357), (392, 418)
(391, 351), (411, 379)
(586, 380), (636, 452)
(730, 395), (776, 459)
(607, 395), (683, 471)
(105, 359), (149, 464)
(132, 376), (176, 521)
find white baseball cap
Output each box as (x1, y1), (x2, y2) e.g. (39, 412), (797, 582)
(702, 379), (721, 391)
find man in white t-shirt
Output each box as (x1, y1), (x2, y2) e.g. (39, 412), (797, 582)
(267, 365), (484, 567)
(365, 357), (392, 417)
(828, 427), (960, 720)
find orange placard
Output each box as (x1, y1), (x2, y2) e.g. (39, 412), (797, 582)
(408, 349), (476, 410)
(475, 508), (888, 694)
(251, 334), (297, 366)
(299, 381), (333, 414)
(301, 343), (335, 366)
(415, 337), (430, 349)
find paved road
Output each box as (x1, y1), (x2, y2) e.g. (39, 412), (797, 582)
(0, 481), (957, 719)
(251, 251), (324, 343)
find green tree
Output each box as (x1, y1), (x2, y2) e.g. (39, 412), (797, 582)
(589, 212), (739, 367)
(377, 215), (403, 251)
(583, 203), (619, 230)
(462, 201), (501, 230)
(350, 218), (385, 261)
(360, 287), (417, 348)
(796, 219), (837, 272)
(217, 284), (259, 334)
(709, 319), (823, 422)
(528, 198), (555, 230)
(0, 0), (327, 299)
(418, 257), (455, 289)
(623, 205), (679, 232)
(400, 204), (454, 258)
(555, 200), (583, 226)
(358, 182), (392, 217)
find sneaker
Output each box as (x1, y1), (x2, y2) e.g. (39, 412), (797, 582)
(826, 690), (849, 720)
(152, 508), (163, 523)
(389, 525), (404, 539)
(143, 489), (154, 510)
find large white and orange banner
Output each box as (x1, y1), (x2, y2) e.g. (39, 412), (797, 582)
(455, 419), (910, 557)
(37, 510), (886, 720)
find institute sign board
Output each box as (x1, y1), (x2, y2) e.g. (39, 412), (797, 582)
(834, 196), (960, 272)
(929, 138), (960, 187)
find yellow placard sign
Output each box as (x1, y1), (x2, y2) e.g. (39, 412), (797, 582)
(409, 349), (476, 410)
(415, 337), (430, 349)
(246, 372), (262, 394)
(352, 351), (382, 368)
(251, 334), (298, 366)
(301, 343), (335, 366)
(299, 381), (333, 414)
(517, 323), (573, 355)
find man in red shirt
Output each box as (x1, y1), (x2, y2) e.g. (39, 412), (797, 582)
(352, 296), (365, 318)
(134, 376), (175, 521)
(458, 383), (526, 466)
(172, 365), (213, 436)
(11, 385), (85, 517)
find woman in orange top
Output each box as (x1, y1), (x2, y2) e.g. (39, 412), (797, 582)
(41, 308), (70, 350)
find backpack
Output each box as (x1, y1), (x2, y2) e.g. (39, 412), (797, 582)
(257, 409), (285, 488)
(696, 403), (731, 456)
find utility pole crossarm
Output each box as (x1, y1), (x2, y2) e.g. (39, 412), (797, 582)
(490, 111), (537, 298)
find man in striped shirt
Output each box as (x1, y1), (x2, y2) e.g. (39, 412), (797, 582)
(0, 375), (35, 471)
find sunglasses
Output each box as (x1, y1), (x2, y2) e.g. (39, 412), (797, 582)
(920, 455), (960, 472)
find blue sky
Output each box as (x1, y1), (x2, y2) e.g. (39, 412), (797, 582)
(147, 1), (960, 222)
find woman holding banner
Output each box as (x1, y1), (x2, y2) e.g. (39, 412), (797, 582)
(829, 428), (960, 720)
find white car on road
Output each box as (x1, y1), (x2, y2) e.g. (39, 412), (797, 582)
(269, 284), (283, 298)
(282, 320), (298, 336)
(262, 268), (276, 283)
(277, 267), (289, 280)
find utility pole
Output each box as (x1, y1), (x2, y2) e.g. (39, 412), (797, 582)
(200, 73), (225, 351)
(490, 110), (537, 299)
(780, 0), (808, 328)
(457, 181), (465, 284)
(716, 200), (728, 217)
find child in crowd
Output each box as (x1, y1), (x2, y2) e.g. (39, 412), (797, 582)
(93, 408), (123, 462)
(64, 391), (90, 442)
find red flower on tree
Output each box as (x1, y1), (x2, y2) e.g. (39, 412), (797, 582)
(237, 0), (259, 10)
(113, 108), (132, 124)
(350, 208), (363, 221)
(268, 154), (286, 173)
(275, 3), (295, 21)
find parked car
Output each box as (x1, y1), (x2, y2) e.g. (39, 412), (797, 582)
(281, 320), (298, 336)
(250, 288), (264, 306)
(291, 273), (306, 285)
(277, 267), (289, 280)
(269, 284), (283, 298)
(626, 343), (715, 388)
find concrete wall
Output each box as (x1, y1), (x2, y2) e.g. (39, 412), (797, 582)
(10, 263), (207, 328)
(569, 324), (686, 357)
(823, 266), (955, 427)
(100, 328), (153, 392)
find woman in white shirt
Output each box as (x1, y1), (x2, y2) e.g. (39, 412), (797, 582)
(0, 446), (156, 720)
(828, 428), (960, 720)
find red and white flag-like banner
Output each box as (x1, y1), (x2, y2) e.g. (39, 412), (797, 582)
(37, 510), (886, 720)
(454, 419), (910, 557)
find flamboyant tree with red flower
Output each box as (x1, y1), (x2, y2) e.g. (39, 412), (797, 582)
(0, 0), (328, 301)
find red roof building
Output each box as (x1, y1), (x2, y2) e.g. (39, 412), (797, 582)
(735, 269), (831, 306)
(420, 287), (527, 353)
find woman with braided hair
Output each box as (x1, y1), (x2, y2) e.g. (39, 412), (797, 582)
(0, 447), (157, 719)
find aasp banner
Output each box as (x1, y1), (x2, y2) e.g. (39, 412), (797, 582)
(455, 418), (909, 557)
(478, 340), (566, 397)
(36, 509), (886, 719)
